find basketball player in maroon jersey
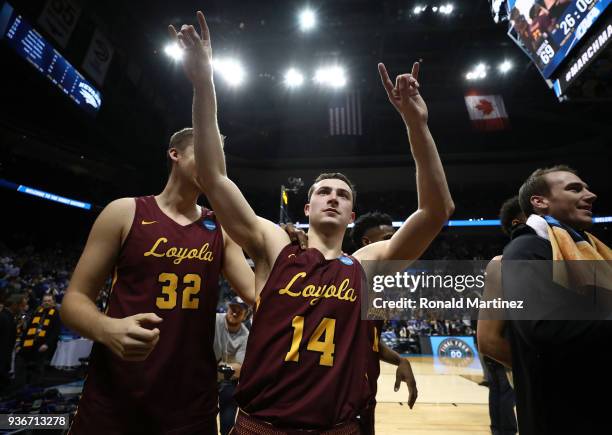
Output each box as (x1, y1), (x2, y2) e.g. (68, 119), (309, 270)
(284, 218), (418, 435)
(171, 12), (453, 432)
(350, 212), (418, 434)
(60, 127), (254, 434)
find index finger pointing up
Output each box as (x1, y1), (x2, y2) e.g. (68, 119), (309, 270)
(378, 63), (395, 97)
(411, 61), (420, 81)
(167, 24), (179, 41)
(197, 11), (210, 42)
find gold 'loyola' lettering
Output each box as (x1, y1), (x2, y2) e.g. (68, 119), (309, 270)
(278, 272), (307, 297)
(278, 272), (357, 305)
(144, 237), (214, 264)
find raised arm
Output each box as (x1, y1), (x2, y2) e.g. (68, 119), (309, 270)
(354, 63), (454, 262)
(60, 199), (162, 361)
(169, 12), (287, 264)
(221, 231), (256, 306)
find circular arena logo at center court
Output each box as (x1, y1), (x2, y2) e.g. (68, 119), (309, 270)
(437, 338), (474, 367)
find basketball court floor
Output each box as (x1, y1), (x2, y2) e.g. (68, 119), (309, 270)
(50, 355), (493, 434)
(375, 356), (491, 434)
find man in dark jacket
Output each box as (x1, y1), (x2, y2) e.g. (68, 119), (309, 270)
(502, 165), (611, 435)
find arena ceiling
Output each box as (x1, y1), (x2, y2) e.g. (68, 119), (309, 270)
(1, 0), (610, 197)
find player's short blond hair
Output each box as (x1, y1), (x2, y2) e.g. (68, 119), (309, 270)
(166, 128), (226, 172)
(169, 128), (194, 151)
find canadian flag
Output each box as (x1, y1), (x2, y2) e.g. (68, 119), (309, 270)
(464, 94), (510, 131)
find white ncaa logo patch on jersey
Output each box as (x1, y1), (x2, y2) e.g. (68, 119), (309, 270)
(203, 219), (217, 231)
(339, 255), (354, 266)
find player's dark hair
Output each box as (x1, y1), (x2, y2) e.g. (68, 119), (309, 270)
(499, 196), (523, 236)
(518, 165), (578, 216)
(351, 211), (393, 249)
(307, 173), (356, 206)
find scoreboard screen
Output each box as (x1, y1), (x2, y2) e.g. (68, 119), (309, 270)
(0, 2), (102, 115)
(507, 0), (611, 79)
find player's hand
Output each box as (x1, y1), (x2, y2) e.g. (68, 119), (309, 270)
(168, 11), (213, 84)
(378, 62), (428, 125)
(100, 313), (162, 361)
(38, 344), (49, 353)
(394, 358), (418, 409)
(281, 223), (308, 250)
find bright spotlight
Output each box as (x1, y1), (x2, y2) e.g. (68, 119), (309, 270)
(466, 63), (488, 80)
(299, 9), (316, 31)
(314, 66), (347, 88)
(498, 60), (513, 73)
(474, 63), (487, 78)
(213, 58), (246, 87)
(413, 5), (425, 14)
(432, 6), (439, 12)
(164, 43), (183, 61)
(284, 68), (304, 88)
(439, 4), (454, 15)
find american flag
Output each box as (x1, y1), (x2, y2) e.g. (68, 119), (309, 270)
(329, 91), (362, 136)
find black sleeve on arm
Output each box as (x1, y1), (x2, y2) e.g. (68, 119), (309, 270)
(502, 234), (612, 351)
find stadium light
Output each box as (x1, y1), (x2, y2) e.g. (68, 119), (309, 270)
(466, 63), (487, 80)
(314, 66), (347, 88)
(413, 5), (426, 14)
(213, 58), (246, 87)
(439, 4), (454, 15)
(432, 6), (439, 12)
(284, 68), (305, 88)
(298, 9), (316, 31)
(164, 43), (183, 61)
(498, 60), (513, 73)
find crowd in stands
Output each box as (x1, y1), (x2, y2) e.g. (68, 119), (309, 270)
(0, 212), (609, 389)
(0, 229), (510, 315)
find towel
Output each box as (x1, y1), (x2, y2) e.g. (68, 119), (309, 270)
(526, 214), (612, 291)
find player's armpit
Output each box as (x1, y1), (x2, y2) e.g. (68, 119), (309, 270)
(222, 232), (256, 306)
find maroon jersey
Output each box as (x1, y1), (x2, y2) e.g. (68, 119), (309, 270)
(234, 244), (373, 430)
(359, 319), (383, 435)
(72, 196), (223, 434)
(365, 319), (383, 403)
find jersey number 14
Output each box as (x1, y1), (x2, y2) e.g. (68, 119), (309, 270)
(285, 316), (336, 367)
